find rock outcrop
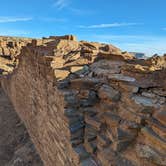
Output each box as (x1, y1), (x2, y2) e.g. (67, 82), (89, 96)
(0, 35), (165, 166)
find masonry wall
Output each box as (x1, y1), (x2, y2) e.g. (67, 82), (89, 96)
(1, 46), (78, 166)
(1, 37), (166, 166)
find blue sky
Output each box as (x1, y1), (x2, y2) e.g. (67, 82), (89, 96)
(0, 0), (166, 55)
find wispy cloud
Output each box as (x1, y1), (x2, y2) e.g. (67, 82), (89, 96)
(69, 7), (95, 15)
(78, 34), (166, 56)
(0, 29), (30, 36)
(39, 17), (67, 22)
(78, 23), (140, 29)
(117, 42), (166, 56)
(53, 0), (69, 10)
(53, 0), (94, 14)
(91, 34), (156, 42)
(0, 17), (32, 23)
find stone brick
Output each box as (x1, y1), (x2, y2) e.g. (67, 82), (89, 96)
(98, 84), (121, 101)
(153, 110), (166, 126)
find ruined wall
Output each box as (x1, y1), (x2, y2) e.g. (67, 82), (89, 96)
(0, 85), (43, 166)
(0, 36), (166, 166)
(1, 48), (79, 165)
(0, 36), (32, 75)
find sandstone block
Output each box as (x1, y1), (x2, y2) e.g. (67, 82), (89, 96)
(102, 112), (121, 127)
(98, 84), (121, 101)
(141, 127), (166, 150)
(154, 110), (166, 126)
(54, 69), (70, 80)
(85, 116), (101, 130)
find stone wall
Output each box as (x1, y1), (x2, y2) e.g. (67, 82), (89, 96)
(0, 35), (166, 166)
(0, 84), (43, 166)
(1, 48), (78, 165)
(0, 36), (32, 75)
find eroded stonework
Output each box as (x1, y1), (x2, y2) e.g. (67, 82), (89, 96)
(0, 85), (43, 166)
(0, 35), (166, 166)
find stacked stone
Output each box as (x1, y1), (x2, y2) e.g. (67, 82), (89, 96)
(0, 36), (32, 58)
(57, 72), (100, 165)
(40, 37), (166, 166)
(55, 43), (166, 166)
(88, 58), (166, 165)
(0, 35), (165, 166)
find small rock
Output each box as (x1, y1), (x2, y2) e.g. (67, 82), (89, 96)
(84, 124), (98, 141)
(71, 66), (84, 73)
(85, 116), (101, 130)
(142, 92), (156, 98)
(112, 140), (132, 152)
(98, 84), (121, 101)
(154, 110), (166, 126)
(108, 74), (136, 82)
(70, 121), (85, 133)
(54, 69), (70, 80)
(132, 95), (158, 107)
(102, 112), (121, 127)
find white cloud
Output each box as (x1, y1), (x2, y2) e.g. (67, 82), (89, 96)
(39, 17), (67, 22)
(69, 7), (95, 15)
(53, 0), (69, 10)
(0, 17), (32, 23)
(78, 34), (166, 56)
(78, 23), (140, 29)
(91, 34), (166, 43)
(0, 29), (30, 36)
(117, 42), (166, 56)
(53, 0), (94, 14)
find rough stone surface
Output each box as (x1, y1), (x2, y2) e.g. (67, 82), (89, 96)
(0, 86), (43, 166)
(0, 35), (166, 166)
